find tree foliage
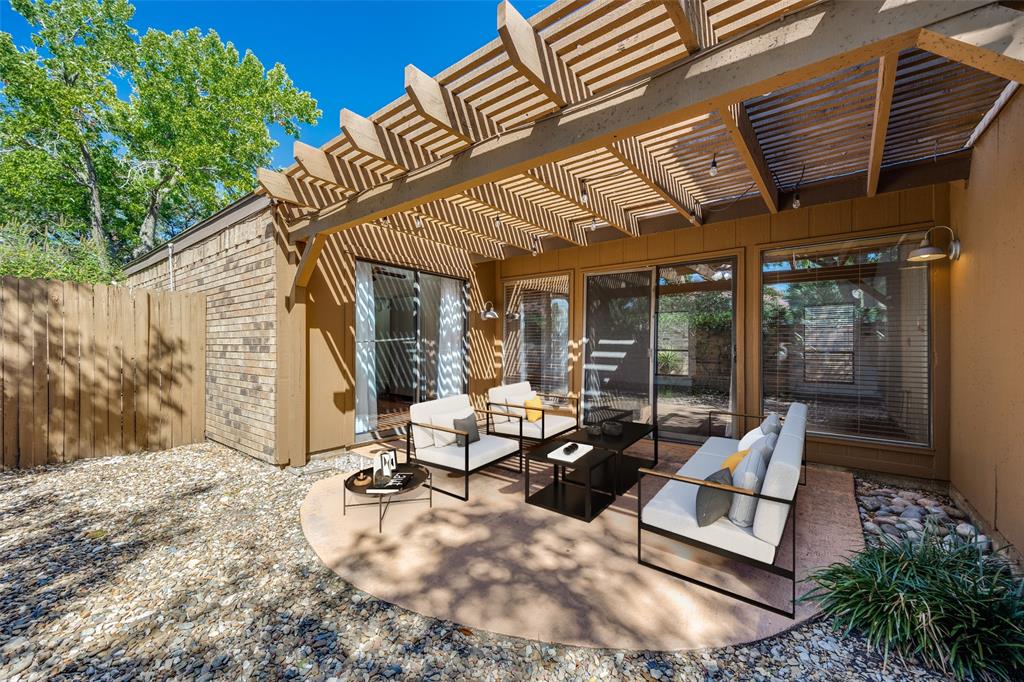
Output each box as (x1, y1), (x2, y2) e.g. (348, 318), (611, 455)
(0, 220), (116, 283)
(0, 0), (320, 277)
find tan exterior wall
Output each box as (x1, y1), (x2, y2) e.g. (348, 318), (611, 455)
(305, 224), (500, 453)
(498, 185), (953, 480)
(949, 91), (1024, 553)
(126, 208), (279, 464)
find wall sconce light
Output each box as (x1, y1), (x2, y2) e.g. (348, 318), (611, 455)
(480, 301), (499, 320)
(907, 225), (961, 262)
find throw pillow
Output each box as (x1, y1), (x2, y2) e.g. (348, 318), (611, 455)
(721, 449), (748, 473)
(729, 445), (769, 527)
(695, 468), (734, 527)
(452, 414), (481, 448)
(760, 412), (782, 436)
(524, 396), (543, 422)
(431, 408), (474, 447)
(737, 427), (763, 451)
(762, 432), (779, 461)
(504, 390), (536, 418)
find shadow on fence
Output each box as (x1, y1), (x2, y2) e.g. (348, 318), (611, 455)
(0, 278), (207, 469)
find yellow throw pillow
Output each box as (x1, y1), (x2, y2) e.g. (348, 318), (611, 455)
(721, 449), (749, 474)
(524, 396), (543, 422)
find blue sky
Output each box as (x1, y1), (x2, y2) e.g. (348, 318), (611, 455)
(0, 0), (547, 167)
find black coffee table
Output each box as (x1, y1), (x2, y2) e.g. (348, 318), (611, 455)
(525, 440), (615, 522)
(562, 421), (658, 495)
(344, 463), (431, 532)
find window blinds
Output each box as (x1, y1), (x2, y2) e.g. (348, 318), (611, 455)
(503, 275), (570, 395)
(761, 234), (931, 446)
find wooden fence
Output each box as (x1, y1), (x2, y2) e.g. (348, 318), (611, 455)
(0, 278), (206, 470)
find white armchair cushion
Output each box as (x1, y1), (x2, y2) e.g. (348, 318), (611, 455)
(430, 408), (474, 447)
(410, 394), (473, 449)
(487, 381), (532, 423)
(415, 434), (519, 472)
(491, 413), (576, 440)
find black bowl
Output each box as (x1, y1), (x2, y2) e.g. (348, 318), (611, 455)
(601, 420), (623, 437)
(586, 423), (603, 437)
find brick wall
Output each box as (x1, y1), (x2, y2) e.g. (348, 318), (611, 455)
(126, 207), (278, 464)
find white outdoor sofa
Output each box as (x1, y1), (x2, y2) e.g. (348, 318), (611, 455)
(406, 394), (523, 501)
(637, 403), (808, 618)
(486, 381), (579, 443)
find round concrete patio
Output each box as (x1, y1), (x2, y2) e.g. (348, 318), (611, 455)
(300, 446), (863, 651)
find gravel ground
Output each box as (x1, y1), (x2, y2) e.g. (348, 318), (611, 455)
(0, 442), (950, 681)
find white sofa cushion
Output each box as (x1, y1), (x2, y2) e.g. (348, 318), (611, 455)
(728, 438), (770, 527)
(487, 381), (532, 423)
(751, 403), (807, 546)
(695, 436), (742, 459)
(410, 394), (474, 449)
(643, 476), (777, 564)
(414, 434), (519, 472)
(491, 413), (576, 440)
(431, 408), (474, 447)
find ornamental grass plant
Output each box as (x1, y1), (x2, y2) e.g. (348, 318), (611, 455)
(803, 531), (1024, 681)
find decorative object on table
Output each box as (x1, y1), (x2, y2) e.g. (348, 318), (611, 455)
(548, 442), (593, 463)
(373, 449), (398, 482)
(343, 463), (432, 533)
(586, 423), (603, 437)
(353, 471), (372, 486)
(601, 420), (623, 437)
(367, 471), (413, 494)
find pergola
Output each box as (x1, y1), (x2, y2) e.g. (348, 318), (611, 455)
(255, 0), (1024, 295)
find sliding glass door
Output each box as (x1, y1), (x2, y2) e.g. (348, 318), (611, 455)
(582, 270), (654, 425)
(354, 261), (467, 437)
(582, 259), (737, 441)
(654, 258), (737, 442)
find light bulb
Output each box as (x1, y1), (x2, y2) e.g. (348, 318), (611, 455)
(414, 215), (423, 229)
(792, 193), (801, 209)
(589, 217), (597, 232)
(579, 179), (589, 206)
(709, 154), (718, 178)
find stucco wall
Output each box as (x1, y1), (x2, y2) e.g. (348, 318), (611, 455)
(126, 208), (278, 464)
(949, 91), (1024, 553)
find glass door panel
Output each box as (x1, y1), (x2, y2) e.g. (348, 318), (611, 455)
(654, 258), (737, 442)
(418, 272), (468, 401)
(582, 270), (653, 425)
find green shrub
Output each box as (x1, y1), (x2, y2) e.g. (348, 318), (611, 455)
(803, 533), (1024, 681)
(0, 222), (120, 284)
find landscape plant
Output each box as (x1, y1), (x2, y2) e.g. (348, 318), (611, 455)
(803, 532), (1024, 681)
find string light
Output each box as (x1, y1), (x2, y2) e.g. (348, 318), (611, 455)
(579, 179), (589, 206)
(589, 217), (598, 232)
(792, 193), (801, 209)
(709, 153), (718, 177)
(530, 236), (540, 257)
(413, 215), (423, 229)
(493, 216), (502, 229)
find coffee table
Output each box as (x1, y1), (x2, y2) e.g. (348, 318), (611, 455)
(525, 440), (615, 522)
(562, 421), (658, 495)
(343, 463), (431, 532)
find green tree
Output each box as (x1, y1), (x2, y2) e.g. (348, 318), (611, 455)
(119, 27), (320, 252)
(0, 0), (137, 267)
(0, 0), (320, 266)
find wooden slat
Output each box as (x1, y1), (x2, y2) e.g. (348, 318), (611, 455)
(0, 278), (15, 470)
(529, 164), (639, 236)
(63, 284), (81, 462)
(867, 52), (899, 197)
(92, 284), (111, 457)
(15, 279), (32, 467)
(191, 294), (207, 443)
(121, 289), (138, 453)
(464, 183), (588, 246)
(110, 284), (125, 455)
(608, 138), (702, 225)
(134, 290), (150, 452)
(31, 279), (48, 467)
(46, 281), (65, 464)
(294, 140), (373, 193)
(916, 4), (1024, 84)
(405, 63), (498, 144)
(662, 0), (701, 53)
(78, 284), (95, 459)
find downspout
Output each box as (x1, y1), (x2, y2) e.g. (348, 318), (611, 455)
(167, 241), (175, 291)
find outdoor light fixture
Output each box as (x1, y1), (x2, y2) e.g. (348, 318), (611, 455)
(493, 216), (502, 229)
(907, 225), (961, 262)
(480, 301), (500, 320)
(709, 153), (718, 177)
(792, 192), (801, 209)
(530, 236), (540, 257)
(579, 179), (589, 206)
(589, 217), (598, 232)
(413, 215), (423, 229)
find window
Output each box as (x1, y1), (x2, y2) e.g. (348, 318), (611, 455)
(503, 275), (570, 395)
(762, 234), (931, 446)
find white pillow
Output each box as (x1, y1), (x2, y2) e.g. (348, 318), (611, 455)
(431, 408), (474, 447)
(737, 413), (782, 449)
(503, 390), (536, 419)
(729, 437), (770, 527)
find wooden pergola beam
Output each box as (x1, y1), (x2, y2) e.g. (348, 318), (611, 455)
(257, 168), (342, 210)
(608, 138), (702, 226)
(294, 140), (377, 194)
(867, 52), (900, 198)
(716, 102), (779, 213)
(916, 3), (1024, 83)
(528, 164), (639, 237)
(290, 1), (1007, 243)
(464, 184), (588, 246)
(404, 64), (499, 144)
(389, 212), (505, 260)
(340, 108), (435, 171)
(662, 0), (703, 53)
(498, 0), (589, 108)
(290, 234), (327, 298)
(417, 198), (534, 251)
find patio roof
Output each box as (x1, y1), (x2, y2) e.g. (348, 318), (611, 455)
(255, 0), (1024, 290)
